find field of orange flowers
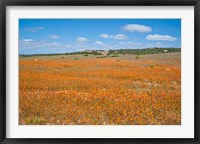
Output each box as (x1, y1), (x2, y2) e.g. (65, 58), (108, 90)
(19, 53), (181, 125)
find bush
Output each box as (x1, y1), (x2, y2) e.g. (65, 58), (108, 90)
(135, 56), (140, 59)
(150, 64), (154, 68)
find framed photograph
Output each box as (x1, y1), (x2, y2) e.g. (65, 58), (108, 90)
(0, 0), (199, 143)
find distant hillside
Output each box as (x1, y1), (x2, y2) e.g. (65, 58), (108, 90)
(69, 48), (181, 56)
(20, 48), (181, 57)
(108, 48), (180, 55)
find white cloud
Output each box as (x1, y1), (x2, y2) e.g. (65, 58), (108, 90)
(118, 42), (126, 45)
(155, 42), (161, 46)
(76, 37), (88, 43)
(118, 41), (142, 46)
(110, 34), (128, 40)
(146, 34), (177, 41)
(95, 41), (104, 45)
(49, 34), (59, 39)
(100, 34), (110, 38)
(19, 40), (71, 49)
(66, 44), (71, 48)
(123, 24), (152, 33)
(128, 42), (142, 45)
(100, 33), (128, 40)
(147, 42), (165, 48)
(25, 27), (44, 32)
(43, 42), (62, 47)
(22, 39), (34, 42)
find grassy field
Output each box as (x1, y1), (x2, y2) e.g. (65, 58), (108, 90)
(19, 52), (181, 125)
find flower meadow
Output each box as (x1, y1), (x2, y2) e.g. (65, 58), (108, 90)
(19, 53), (181, 125)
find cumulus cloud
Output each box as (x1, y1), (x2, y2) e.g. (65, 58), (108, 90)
(100, 33), (128, 40)
(123, 24), (152, 33)
(95, 41), (104, 45)
(118, 41), (142, 46)
(100, 34), (110, 38)
(25, 27), (44, 32)
(49, 34), (59, 39)
(110, 34), (128, 40)
(76, 37), (88, 43)
(146, 34), (177, 41)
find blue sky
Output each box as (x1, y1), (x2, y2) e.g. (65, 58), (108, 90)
(19, 19), (181, 54)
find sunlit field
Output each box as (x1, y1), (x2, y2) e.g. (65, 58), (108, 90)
(19, 52), (181, 125)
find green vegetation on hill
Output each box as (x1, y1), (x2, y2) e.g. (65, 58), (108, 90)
(19, 48), (181, 57)
(108, 48), (180, 55)
(70, 50), (103, 55)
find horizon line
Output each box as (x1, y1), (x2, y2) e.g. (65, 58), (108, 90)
(19, 47), (181, 56)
